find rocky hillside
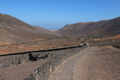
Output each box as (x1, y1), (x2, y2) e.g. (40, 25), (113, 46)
(58, 17), (120, 38)
(0, 13), (58, 42)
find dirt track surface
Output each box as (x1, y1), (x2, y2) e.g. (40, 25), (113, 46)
(49, 46), (120, 80)
(0, 46), (86, 80)
(49, 47), (92, 80)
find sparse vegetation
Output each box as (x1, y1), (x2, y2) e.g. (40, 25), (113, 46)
(0, 12), (120, 80)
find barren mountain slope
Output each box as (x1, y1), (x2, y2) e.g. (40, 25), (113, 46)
(0, 13), (58, 42)
(58, 17), (120, 37)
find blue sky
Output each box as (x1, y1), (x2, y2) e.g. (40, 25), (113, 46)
(0, 0), (120, 30)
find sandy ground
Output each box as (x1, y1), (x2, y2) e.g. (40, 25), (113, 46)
(49, 46), (120, 80)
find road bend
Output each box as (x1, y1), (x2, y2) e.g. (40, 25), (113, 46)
(49, 46), (92, 80)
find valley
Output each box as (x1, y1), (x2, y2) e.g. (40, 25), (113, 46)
(0, 13), (120, 80)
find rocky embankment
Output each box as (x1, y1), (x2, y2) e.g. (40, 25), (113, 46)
(0, 46), (87, 80)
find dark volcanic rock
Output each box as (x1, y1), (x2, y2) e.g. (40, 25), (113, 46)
(25, 46), (86, 80)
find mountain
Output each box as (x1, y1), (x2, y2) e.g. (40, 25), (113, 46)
(58, 17), (120, 38)
(0, 13), (58, 42)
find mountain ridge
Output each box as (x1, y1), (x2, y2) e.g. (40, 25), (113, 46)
(58, 17), (120, 38)
(0, 13), (58, 42)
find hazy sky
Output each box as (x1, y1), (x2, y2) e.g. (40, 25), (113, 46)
(0, 0), (120, 30)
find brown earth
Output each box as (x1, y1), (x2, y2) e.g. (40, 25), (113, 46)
(74, 46), (120, 80)
(1, 45), (120, 80)
(49, 46), (120, 80)
(58, 17), (120, 38)
(0, 59), (49, 80)
(88, 34), (120, 46)
(0, 36), (83, 54)
(0, 13), (58, 42)
(0, 13), (120, 80)
(0, 13), (85, 55)
(0, 46), (86, 80)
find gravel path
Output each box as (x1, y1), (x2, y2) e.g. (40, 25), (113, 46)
(49, 47), (92, 80)
(49, 46), (120, 80)
(73, 46), (120, 80)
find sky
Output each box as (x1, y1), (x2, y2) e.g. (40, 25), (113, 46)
(0, 0), (120, 30)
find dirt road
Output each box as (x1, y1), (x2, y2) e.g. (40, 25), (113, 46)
(49, 46), (120, 80)
(49, 47), (92, 80)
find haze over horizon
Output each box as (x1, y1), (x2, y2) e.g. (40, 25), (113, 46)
(0, 0), (120, 30)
